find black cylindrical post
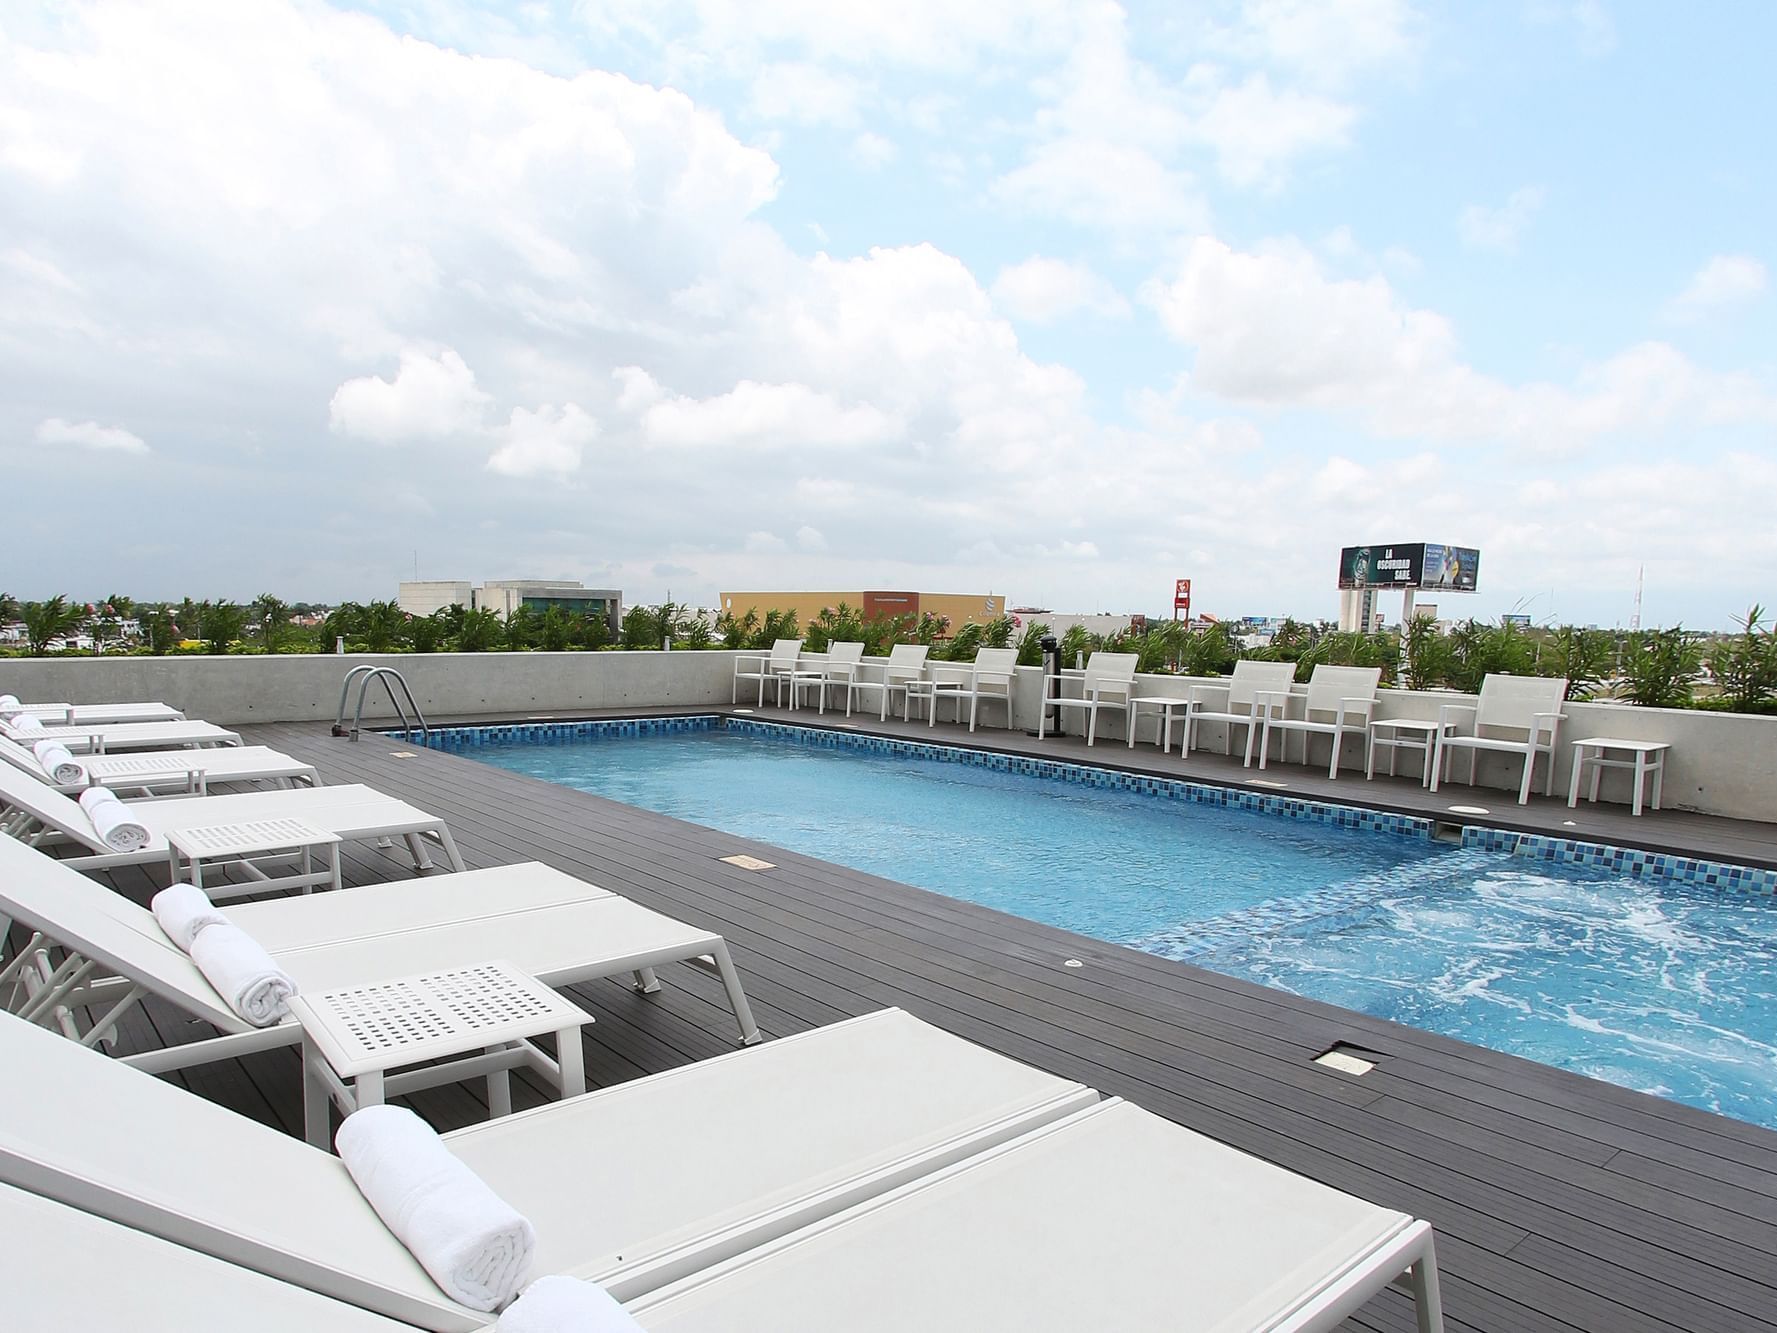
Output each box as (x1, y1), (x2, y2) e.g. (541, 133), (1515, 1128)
(1041, 633), (1062, 735)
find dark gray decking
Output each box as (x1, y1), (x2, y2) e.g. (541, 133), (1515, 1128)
(90, 709), (1777, 1332)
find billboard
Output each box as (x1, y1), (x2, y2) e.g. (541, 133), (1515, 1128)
(1338, 543), (1479, 593)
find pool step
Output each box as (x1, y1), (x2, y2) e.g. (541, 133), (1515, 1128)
(1135, 848), (1501, 963)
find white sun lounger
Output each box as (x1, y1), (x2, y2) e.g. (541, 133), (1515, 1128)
(0, 764), (461, 887)
(0, 735), (321, 796)
(0, 835), (761, 1063)
(3, 700), (186, 725)
(0, 717), (241, 752)
(2, 1181), (415, 1332)
(0, 1006), (1098, 1327)
(631, 1096), (1443, 1332)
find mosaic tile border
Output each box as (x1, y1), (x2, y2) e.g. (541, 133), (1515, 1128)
(722, 717), (1433, 841)
(1461, 826), (1777, 895)
(395, 715), (718, 749)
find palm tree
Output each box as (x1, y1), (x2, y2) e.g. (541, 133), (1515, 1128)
(359, 601), (411, 653)
(250, 593), (292, 651)
(196, 600), (249, 655)
(0, 591), (18, 622)
(20, 596), (88, 655)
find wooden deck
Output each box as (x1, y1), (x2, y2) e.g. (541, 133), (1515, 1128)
(90, 708), (1777, 1332)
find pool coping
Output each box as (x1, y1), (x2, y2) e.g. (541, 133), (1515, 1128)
(397, 713), (1777, 896)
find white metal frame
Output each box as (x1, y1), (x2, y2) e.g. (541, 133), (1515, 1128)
(847, 644), (932, 720)
(731, 639), (804, 706)
(1567, 737), (1669, 816)
(1257, 665), (1382, 779)
(1037, 653), (1139, 746)
(931, 647), (1020, 732)
(1178, 660), (1301, 764)
(1429, 674), (1568, 805)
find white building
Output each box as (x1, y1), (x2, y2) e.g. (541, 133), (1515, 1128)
(397, 579), (623, 635)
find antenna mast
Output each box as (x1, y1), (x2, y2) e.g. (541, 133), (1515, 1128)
(1630, 565), (1643, 631)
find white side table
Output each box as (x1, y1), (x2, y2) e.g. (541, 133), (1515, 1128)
(166, 818), (342, 900)
(1127, 696), (1194, 752)
(1568, 738), (1670, 816)
(1367, 719), (1450, 786)
(289, 959), (592, 1148)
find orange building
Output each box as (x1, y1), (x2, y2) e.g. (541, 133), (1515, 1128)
(719, 590), (1005, 632)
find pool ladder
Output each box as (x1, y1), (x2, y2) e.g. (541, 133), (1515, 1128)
(333, 665), (429, 743)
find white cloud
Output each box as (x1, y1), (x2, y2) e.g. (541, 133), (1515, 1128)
(640, 380), (902, 449)
(485, 403), (599, 478)
(992, 257), (1129, 324)
(742, 530), (787, 553)
(1667, 255), (1767, 321)
(1459, 187), (1546, 252)
(748, 60), (867, 127)
(35, 417), (148, 454)
(1213, 0), (1423, 89)
(329, 348), (491, 443)
(850, 130), (898, 169)
(1145, 235), (1777, 446)
(993, 138), (1206, 233)
(795, 524), (828, 551)
(1187, 73), (1356, 188)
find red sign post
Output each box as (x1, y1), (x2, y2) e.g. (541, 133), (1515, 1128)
(1173, 578), (1191, 621)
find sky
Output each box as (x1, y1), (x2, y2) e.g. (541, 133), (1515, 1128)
(2, 1), (1773, 628)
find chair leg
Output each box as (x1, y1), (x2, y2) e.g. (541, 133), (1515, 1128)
(1257, 721), (1270, 769)
(1428, 737), (1444, 792)
(1086, 706), (1097, 746)
(1518, 751), (1535, 805)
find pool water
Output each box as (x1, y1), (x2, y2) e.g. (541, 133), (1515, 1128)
(465, 727), (1777, 1128)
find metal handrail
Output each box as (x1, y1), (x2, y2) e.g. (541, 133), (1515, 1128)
(332, 665), (429, 743)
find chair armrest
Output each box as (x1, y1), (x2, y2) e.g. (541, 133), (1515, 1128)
(732, 654), (765, 673)
(1251, 689), (1294, 719)
(1186, 683), (1231, 710)
(973, 670), (1014, 686)
(1435, 702), (1477, 732)
(1340, 696), (1376, 716)
(1531, 710), (1565, 739)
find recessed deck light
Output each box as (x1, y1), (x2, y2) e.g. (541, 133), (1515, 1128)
(1245, 778), (1289, 789)
(1314, 1043), (1382, 1076)
(732, 708), (755, 715)
(387, 751), (417, 759)
(719, 853), (776, 871)
(1063, 959), (1084, 969)
(1446, 804), (1490, 815)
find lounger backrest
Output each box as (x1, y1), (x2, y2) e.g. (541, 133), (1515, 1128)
(0, 835), (242, 1030)
(883, 643), (929, 672)
(1082, 651), (1138, 690)
(1302, 665), (1382, 717)
(0, 735), (49, 778)
(1225, 660), (1299, 709)
(0, 1011), (483, 1332)
(826, 641), (865, 666)
(769, 638), (803, 667)
(0, 763), (107, 852)
(972, 647), (1019, 676)
(1474, 673), (1568, 733)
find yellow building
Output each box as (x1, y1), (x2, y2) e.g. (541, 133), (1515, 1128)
(719, 590), (1005, 632)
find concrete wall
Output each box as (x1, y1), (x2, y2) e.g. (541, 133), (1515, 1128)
(3, 653), (1774, 822)
(0, 651), (740, 727)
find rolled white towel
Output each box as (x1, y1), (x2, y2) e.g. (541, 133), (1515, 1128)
(188, 922), (296, 1026)
(8, 713), (46, 735)
(497, 1277), (646, 1332)
(0, 694), (19, 717)
(336, 1104), (536, 1313)
(77, 786), (150, 853)
(32, 739), (88, 786)
(150, 883), (229, 952)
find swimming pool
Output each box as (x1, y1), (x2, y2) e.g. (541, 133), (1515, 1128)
(427, 718), (1777, 1128)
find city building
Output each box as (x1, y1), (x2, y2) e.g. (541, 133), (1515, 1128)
(397, 580), (623, 635)
(719, 590), (1005, 631)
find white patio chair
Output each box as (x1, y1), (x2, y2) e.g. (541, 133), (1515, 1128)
(0, 700), (185, 725)
(0, 1005), (1097, 1319)
(0, 735), (321, 796)
(1178, 659), (1300, 763)
(929, 647), (1020, 731)
(0, 763), (462, 889)
(0, 834), (761, 1067)
(0, 717), (241, 752)
(789, 641), (865, 714)
(1429, 673), (1568, 804)
(1037, 651), (1139, 746)
(1257, 665), (1382, 779)
(849, 644), (931, 720)
(731, 638), (803, 706)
